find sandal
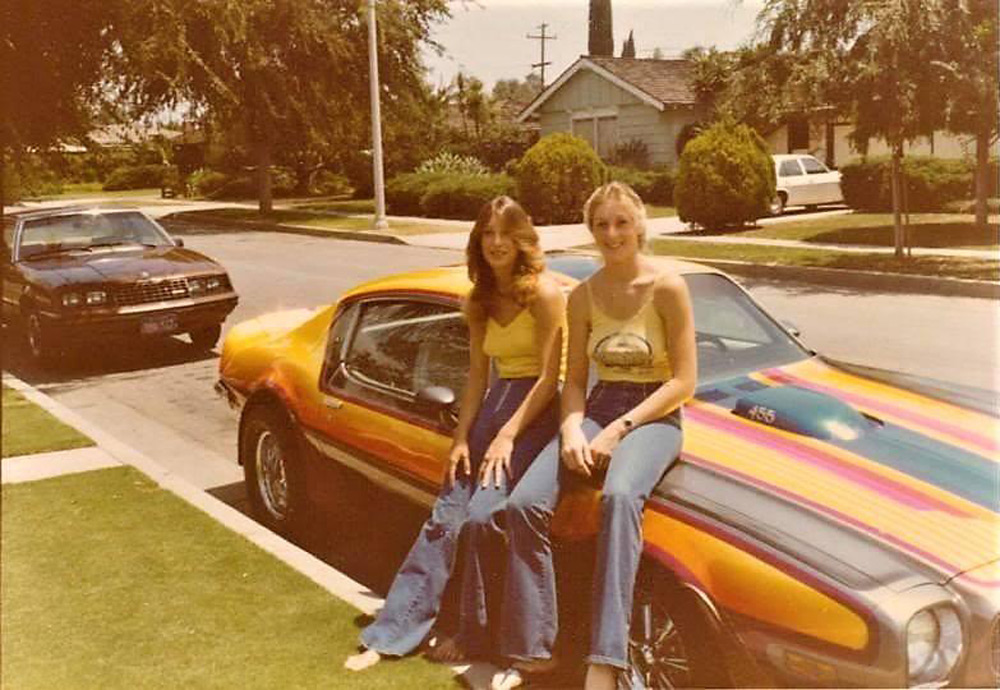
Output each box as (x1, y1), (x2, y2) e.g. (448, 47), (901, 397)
(490, 667), (525, 690)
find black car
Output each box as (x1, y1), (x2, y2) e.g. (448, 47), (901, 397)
(1, 207), (238, 363)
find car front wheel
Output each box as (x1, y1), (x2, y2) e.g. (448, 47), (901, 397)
(769, 193), (786, 216)
(25, 312), (59, 366)
(240, 403), (309, 536)
(189, 324), (222, 350)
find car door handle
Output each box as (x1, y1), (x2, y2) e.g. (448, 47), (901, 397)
(323, 395), (344, 410)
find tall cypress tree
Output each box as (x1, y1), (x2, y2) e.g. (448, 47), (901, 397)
(622, 29), (636, 58)
(588, 0), (613, 56)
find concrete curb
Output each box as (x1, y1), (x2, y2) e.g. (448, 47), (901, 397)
(691, 258), (1000, 299)
(162, 213), (409, 245)
(1, 372), (381, 615)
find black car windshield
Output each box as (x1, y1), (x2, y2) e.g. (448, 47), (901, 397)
(18, 212), (172, 259)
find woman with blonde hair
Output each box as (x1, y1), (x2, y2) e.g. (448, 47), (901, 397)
(492, 182), (697, 690)
(345, 195), (565, 670)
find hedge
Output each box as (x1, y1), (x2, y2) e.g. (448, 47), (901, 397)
(385, 171), (515, 220)
(606, 166), (674, 206)
(515, 133), (606, 225)
(102, 164), (168, 191)
(841, 156), (999, 212)
(674, 121), (773, 229)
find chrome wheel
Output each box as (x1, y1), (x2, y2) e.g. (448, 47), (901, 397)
(254, 429), (289, 521)
(624, 581), (692, 689)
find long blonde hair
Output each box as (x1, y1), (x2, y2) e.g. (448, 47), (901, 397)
(583, 181), (648, 247)
(465, 196), (545, 318)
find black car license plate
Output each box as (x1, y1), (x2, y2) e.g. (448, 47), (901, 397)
(140, 313), (179, 335)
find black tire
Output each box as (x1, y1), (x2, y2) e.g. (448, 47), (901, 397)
(240, 403), (310, 536)
(621, 567), (731, 689)
(769, 193), (786, 216)
(189, 324), (222, 350)
(24, 311), (59, 367)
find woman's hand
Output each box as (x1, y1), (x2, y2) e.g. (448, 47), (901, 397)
(560, 424), (592, 476)
(589, 422), (624, 470)
(447, 440), (471, 486)
(480, 433), (514, 488)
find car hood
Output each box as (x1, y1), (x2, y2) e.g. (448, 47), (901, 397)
(674, 357), (1000, 586)
(21, 246), (222, 289)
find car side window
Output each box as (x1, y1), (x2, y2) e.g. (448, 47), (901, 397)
(800, 157), (828, 174)
(328, 298), (469, 423)
(321, 301), (360, 390)
(778, 160), (804, 177)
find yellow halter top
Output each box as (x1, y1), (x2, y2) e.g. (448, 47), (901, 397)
(483, 308), (543, 379)
(586, 279), (672, 383)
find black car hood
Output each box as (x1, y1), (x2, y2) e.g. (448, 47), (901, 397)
(21, 246), (222, 289)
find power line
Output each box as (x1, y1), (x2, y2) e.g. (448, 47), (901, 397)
(526, 23), (557, 89)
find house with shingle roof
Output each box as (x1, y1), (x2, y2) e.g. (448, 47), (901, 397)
(517, 56), (705, 166)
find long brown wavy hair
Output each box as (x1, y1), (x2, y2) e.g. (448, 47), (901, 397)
(465, 196), (545, 318)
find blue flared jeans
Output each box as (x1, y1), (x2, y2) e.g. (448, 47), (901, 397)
(359, 377), (559, 656)
(500, 381), (683, 669)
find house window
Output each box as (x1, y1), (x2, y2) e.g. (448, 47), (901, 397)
(572, 113), (618, 159)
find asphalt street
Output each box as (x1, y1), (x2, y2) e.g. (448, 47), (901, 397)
(6, 226), (997, 600)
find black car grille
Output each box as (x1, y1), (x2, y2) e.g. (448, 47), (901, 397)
(114, 278), (190, 306)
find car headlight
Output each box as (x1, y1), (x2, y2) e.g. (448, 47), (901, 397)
(85, 290), (107, 306)
(62, 292), (81, 307)
(206, 276), (223, 291)
(188, 277), (206, 294)
(907, 606), (963, 686)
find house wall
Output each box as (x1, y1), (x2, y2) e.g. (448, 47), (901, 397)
(536, 68), (700, 166)
(768, 123), (975, 166)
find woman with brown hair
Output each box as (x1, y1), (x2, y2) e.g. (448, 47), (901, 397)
(345, 196), (565, 670)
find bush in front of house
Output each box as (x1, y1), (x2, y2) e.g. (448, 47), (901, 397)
(606, 166), (674, 206)
(310, 170), (352, 197)
(674, 121), (773, 229)
(840, 156), (991, 212)
(190, 169), (229, 197)
(187, 168), (296, 199)
(385, 171), (514, 220)
(515, 133), (606, 225)
(417, 152), (489, 176)
(102, 164), (168, 191)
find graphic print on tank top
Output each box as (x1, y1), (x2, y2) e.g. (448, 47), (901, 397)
(592, 331), (654, 370)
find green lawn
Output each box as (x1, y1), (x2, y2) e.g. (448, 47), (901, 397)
(1, 466), (457, 689)
(2, 386), (94, 458)
(172, 208), (460, 236)
(30, 184), (162, 200)
(288, 198), (377, 215)
(651, 238), (1000, 281)
(729, 212), (999, 249)
(646, 204), (677, 219)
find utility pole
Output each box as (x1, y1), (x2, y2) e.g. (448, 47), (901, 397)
(527, 23), (557, 90)
(367, 0), (388, 230)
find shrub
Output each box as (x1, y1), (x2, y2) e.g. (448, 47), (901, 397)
(188, 168), (296, 199)
(674, 121), (773, 229)
(840, 156), (981, 212)
(606, 166), (674, 206)
(102, 164), (168, 191)
(515, 133), (606, 225)
(2, 165), (22, 204)
(190, 169), (228, 197)
(417, 152), (489, 176)
(421, 173), (515, 220)
(610, 139), (651, 170)
(386, 171), (514, 220)
(311, 170), (351, 197)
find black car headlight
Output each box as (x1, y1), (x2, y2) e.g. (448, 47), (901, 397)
(907, 606), (963, 686)
(206, 276), (223, 291)
(188, 277), (206, 294)
(62, 292), (82, 307)
(85, 290), (107, 305)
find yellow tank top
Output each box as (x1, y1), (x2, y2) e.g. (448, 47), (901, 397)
(587, 279), (671, 383)
(483, 309), (542, 378)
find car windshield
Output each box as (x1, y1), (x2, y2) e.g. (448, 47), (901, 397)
(18, 211), (172, 259)
(686, 273), (808, 384)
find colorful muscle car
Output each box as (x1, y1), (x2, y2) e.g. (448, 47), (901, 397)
(216, 254), (999, 688)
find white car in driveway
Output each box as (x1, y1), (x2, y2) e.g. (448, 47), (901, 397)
(771, 154), (844, 215)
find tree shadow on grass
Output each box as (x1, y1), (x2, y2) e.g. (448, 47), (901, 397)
(807, 222), (1000, 248)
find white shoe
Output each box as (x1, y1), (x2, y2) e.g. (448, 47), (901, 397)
(490, 667), (525, 690)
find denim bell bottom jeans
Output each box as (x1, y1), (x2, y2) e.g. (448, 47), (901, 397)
(359, 377), (559, 656)
(500, 381), (683, 669)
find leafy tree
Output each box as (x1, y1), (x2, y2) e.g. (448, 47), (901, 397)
(589, 0), (613, 57)
(621, 30), (636, 58)
(492, 74), (543, 108)
(935, 0), (998, 229)
(117, 0), (448, 214)
(754, 0), (950, 256)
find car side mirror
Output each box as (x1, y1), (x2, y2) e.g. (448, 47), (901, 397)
(174, 237), (185, 248)
(416, 385), (457, 428)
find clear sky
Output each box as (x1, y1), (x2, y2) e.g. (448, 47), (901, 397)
(422, 0), (764, 90)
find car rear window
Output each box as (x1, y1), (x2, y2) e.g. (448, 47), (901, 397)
(800, 157), (828, 174)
